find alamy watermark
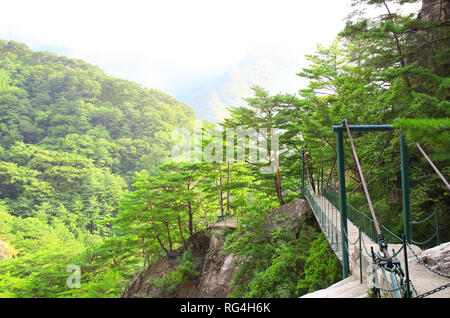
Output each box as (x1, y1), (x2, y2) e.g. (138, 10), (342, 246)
(66, 264), (81, 289)
(366, 263), (381, 290)
(171, 120), (280, 174)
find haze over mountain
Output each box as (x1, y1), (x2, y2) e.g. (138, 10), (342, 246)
(176, 46), (308, 123)
(1, 0), (360, 125)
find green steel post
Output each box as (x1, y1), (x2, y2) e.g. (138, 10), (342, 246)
(321, 168), (324, 195)
(400, 135), (412, 243)
(359, 228), (362, 284)
(301, 149), (305, 199)
(403, 235), (411, 298)
(435, 208), (440, 246)
(336, 129), (349, 278)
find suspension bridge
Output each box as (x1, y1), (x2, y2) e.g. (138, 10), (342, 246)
(300, 120), (450, 298)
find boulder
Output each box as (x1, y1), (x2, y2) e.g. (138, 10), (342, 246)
(420, 242), (450, 275)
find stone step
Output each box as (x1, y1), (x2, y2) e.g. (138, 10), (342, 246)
(300, 277), (368, 298)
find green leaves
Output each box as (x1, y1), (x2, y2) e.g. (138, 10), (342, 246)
(223, 201), (333, 298)
(0, 39), (198, 298)
(296, 235), (341, 295)
(146, 250), (199, 295)
(0, 0), (448, 298)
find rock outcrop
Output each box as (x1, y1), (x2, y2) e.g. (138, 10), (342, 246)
(419, 242), (450, 275)
(406, 0), (450, 68)
(418, 0), (449, 22)
(121, 198), (310, 298)
(120, 230), (239, 298)
(300, 277), (368, 298)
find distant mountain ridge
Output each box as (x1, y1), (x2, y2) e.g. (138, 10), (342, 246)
(177, 46), (307, 123)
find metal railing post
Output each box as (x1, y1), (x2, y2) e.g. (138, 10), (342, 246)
(403, 235), (411, 298)
(435, 208), (440, 246)
(336, 129), (349, 278)
(400, 135), (412, 243)
(359, 228), (362, 284)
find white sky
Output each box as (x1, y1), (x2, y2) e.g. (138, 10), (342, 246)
(1, 0), (357, 95)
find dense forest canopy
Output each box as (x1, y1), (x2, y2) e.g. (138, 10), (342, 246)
(0, 39), (199, 296)
(0, 0), (449, 298)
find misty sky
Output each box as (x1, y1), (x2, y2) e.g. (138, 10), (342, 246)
(0, 0), (362, 97)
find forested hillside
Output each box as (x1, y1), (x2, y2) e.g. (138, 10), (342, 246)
(0, 0), (448, 299)
(0, 40), (196, 297)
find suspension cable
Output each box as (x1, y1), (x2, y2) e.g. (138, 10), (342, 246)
(415, 143), (450, 190)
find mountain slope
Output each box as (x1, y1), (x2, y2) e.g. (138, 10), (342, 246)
(0, 39), (197, 297)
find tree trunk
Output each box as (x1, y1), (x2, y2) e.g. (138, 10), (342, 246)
(187, 181), (193, 235)
(178, 215), (188, 250)
(382, 0), (411, 88)
(226, 163), (231, 214)
(275, 167), (284, 205)
(268, 110), (284, 206)
(152, 219), (169, 257)
(165, 221), (173, 252)
(218, 165), (224, 216)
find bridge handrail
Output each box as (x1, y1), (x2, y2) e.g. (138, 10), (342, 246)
(323, 186), (402, 244)
(410, 208), (440, 246)
(303, 181), (341, 258)
(300, 120), (447, 298)
(304, 171), (413, 298)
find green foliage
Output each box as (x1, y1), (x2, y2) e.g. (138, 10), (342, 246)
(146, 250), (199, 294)
(0, 205), (81, 297)
(393, 118), (450, 147)
(288, 0), (450, 246)
(0, 39), (196, 298)
(221, 86), (298, 205)
(222, 201), (339, 298)
(296, 235), (342, 295)
(1, 0), (449, 298)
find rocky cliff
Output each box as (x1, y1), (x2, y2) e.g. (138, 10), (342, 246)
(418, 0), (449, 22)
(121, 198), (309, 298)
(120, 230), (239, 298)
(406, 0), (450, 68)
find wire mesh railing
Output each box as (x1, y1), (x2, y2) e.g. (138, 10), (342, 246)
(323, 186), (402, 245)
(303, 181), (342, 260)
